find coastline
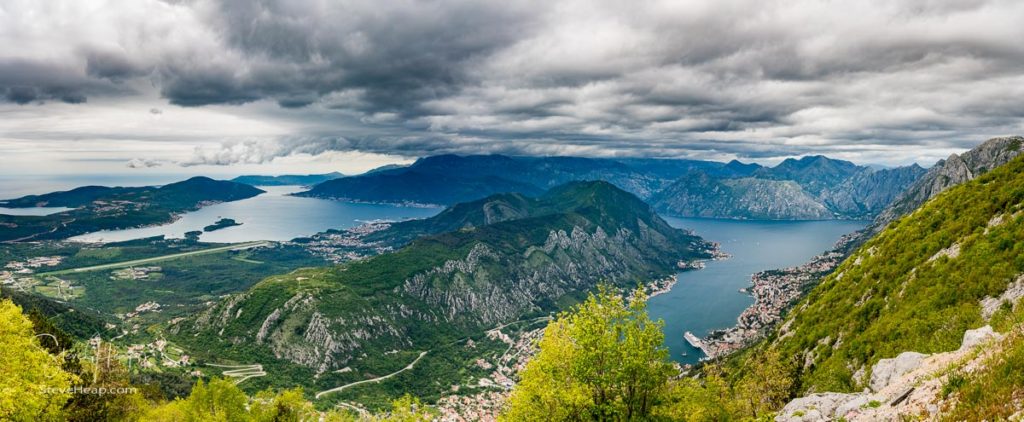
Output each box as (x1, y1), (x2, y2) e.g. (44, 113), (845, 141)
(289, 193), (443, 209)
(697, 231), (859, 360)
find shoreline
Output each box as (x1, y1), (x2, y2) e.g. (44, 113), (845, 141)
(290, 193), (443, 209)
(697, 231), (859, 360)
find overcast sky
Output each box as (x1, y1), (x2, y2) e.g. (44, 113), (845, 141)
(1, 0), (1023, 176)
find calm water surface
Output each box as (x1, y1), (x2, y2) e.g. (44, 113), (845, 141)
(0, 207), (74, 216)
(69, 186), (440, 243)
(648, 217), (867, 364)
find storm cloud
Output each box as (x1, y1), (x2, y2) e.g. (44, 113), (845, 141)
(2, 0), (1024, 165)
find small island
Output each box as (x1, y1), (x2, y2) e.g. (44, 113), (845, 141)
(203, 218), (242, 232)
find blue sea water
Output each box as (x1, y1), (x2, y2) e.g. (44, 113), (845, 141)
(648, 216), (867, 364)
(68, 186), (441, 243)
(0, 207), (74, 216)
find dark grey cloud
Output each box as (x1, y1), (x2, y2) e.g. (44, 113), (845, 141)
(2, 0), (1024, 165)
(154, 0), (539, 112)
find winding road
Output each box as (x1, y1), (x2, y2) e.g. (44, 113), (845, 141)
(207, 363), (267, 385)
(315, 351), (428, 399)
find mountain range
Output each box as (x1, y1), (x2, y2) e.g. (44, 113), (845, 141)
(298, 154), (926, 220)
(867, 136), (1024, 236)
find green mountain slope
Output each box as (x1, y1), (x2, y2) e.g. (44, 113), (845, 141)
(173, 181), (713, 383)
(757, 153), (1024, 393)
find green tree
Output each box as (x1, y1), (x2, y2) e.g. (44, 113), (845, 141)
(0, 299), (77, 421)
(144, 378), (248, 422)
(250, 388), (316, 422)
(733, 348), (794, 419)
(378, 394), (436, 421)
(654, 367), (734, 421)
(182, 379), (249, 421)
(64, 341), (148, 422)
(502, 286), (674, 421)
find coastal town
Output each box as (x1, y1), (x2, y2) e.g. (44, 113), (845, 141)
(694, 235), (855, 360)
(437, 324), (545, 421)
(300, 220), (395, 262)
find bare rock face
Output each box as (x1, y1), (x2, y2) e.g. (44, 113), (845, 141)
(981, 275), (1024, 320)
(959, 325), (1001, 352)
(777, 324), (1009, 421)
(822, 165), (927, 218)
(776, 393), (861, 421)
(869, 351), (928, 392)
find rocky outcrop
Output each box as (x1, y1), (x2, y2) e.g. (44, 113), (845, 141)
(776, 326), (1004, 422)
(981, 275), (1024, 320)
(869, 352), (928, 392)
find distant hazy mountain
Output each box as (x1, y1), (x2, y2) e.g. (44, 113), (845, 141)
(651, 157), (925, 220)
(820, 165), (927, 219)
(363, 164), (408, 174)
(231, 172), (344, 186)
(297, 154), (765, 206)
(754, 155), (863, 196)
(298, 153), (924, 220)
(298, 170), (545, 205)
(649, 171), (833, 220)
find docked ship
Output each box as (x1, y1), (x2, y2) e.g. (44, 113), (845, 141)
(683, 331), (704, 349)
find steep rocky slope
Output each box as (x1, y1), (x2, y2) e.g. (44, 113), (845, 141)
(821, 165), (927, 219)
(650, 171), (833, 220)
(777, 326), (1006, 421)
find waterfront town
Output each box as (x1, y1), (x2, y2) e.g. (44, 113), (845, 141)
(696, 240), (851, 359)
(301, 220), (395, 262)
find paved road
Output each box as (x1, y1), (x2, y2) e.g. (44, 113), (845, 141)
(208, 363), (267, 385)
(316, 351), (428, 399)
(37, 241), (270, 276)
